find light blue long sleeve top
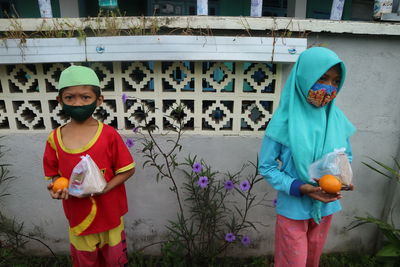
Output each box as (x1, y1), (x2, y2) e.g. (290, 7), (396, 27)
(259, 136), (353, 220)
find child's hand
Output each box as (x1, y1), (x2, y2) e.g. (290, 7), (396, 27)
(341, 184), (354, 191)
(89, 185), (110, 197)
(47, 183), (69, 200)
(300, 184), (342, 203)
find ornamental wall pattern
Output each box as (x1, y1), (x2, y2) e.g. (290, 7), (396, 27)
(0, 61), (282, 135)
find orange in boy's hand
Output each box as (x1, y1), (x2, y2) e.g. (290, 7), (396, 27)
(319, 174), (342, 194)
(52, 177), (69, 192)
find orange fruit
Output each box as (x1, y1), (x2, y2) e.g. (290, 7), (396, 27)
(52, 177), (69, 192)
(319, 174), (342, 194)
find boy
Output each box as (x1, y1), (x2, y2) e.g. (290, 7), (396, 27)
(43, 65), (135, 266)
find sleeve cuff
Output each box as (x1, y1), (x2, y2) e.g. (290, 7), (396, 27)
(115, 162), (135, 174)
(290, 179), (305, 197)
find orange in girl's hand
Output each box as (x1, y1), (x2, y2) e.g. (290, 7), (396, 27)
(52, 177), (69, 192)
(319, 174), (342, 194)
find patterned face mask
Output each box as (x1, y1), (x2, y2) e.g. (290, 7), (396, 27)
(307, 83), (337, 107)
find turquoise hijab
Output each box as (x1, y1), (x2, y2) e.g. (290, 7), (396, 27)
(266, 47), (356, 223)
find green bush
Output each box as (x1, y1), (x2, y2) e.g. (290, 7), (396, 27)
(350, 158), (400, 266)
(0, 136), (61, 266)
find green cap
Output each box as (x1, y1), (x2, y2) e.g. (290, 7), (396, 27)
(58, 65), (100, 90)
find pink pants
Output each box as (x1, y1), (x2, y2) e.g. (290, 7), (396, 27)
(274, 214), (333, 267)
(69, 219), (128, 267)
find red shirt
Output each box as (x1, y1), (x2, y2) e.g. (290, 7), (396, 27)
(43, 122), (134, 236)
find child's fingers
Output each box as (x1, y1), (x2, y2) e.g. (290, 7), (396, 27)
(318, 194), (340, 202)
(310, 186), (322, 193)
(340, 184), (354, 191)
(59, 188), (69, 200)
(306, 185), (322, 194)
(47, 183), (60, 199)
(48, 186), (69, 200)
(47, 183), (53, 190)
(50, 190), (61, 199)
(300, 184), (321, 194)
(347, 184), (354, 191)
(309, 190), (341, 203)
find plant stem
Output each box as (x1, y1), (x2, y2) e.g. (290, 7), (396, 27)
(142, 109), (194, 257)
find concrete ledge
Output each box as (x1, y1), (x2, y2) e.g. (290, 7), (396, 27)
(0, 16), (399, 36)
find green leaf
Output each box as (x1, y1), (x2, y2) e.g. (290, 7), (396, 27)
(146, 124), (159, 133)
(394, 158), (400, 170)
(254, 177), (264, 184)
(234, 206), (243, 218)
(234, 187), (246, 198)
(362, 162), (392, 179)
(363, 157), (400, 179)
(142, 160), (152, 168)
(376, 243), (400, 257)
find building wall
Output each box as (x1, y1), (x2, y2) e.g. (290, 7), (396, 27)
(59, 0), (79, 18)
(1, 32), (400, 256)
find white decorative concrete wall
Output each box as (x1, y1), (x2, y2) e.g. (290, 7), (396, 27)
(0, 60), (283, 135)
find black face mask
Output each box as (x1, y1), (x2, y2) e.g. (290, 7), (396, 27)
(62, 100), (97, 122)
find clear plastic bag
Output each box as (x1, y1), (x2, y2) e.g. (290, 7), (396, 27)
(308, 148), (353, 186)
(69, 154), (107, 197)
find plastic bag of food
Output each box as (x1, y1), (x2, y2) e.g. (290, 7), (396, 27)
(69, 155), (106, 197)
(308, 148), (353, 186)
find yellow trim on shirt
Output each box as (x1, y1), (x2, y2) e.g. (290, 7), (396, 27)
(47, 131), (56, 150)
(70, 197), (97, 236)
(47, 131), (59, 160)
(115, 162), (135, 174)
(57, 121), (103, 154)
(45, 131), (60, 180)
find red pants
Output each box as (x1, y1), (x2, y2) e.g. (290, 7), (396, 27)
(69, 218), (128, 267)
(274, 214), (333, 267)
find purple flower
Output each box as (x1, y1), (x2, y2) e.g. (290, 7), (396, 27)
(239, 180), (251, 191)
(192, 162), (202, 173)
(241, 236), (251, 246)
(272, 198), (277, 208)
(198, 176), (209, 188)
(132, 127), (139, 133)
(125, 138), (135, 148)
(224, 180), (234, 190)
(225, 232), (236, 242)
(122, 93), (128, 104)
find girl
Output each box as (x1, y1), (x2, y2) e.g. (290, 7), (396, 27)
(259, 47), (356, 267)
